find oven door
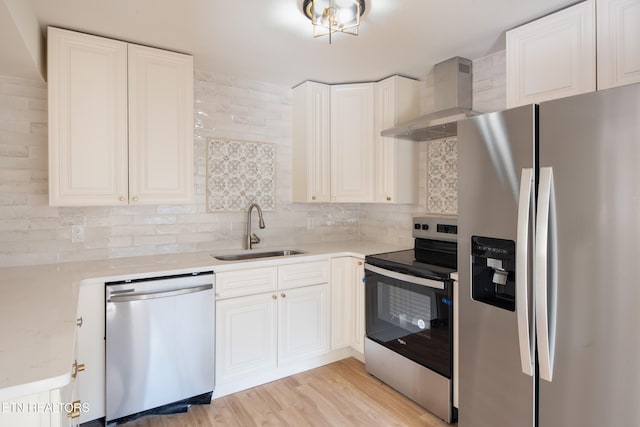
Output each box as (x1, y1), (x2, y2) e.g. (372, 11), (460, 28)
(365, 263), (452, 378)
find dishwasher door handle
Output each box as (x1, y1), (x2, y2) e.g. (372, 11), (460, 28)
(108, 283), (213, 302)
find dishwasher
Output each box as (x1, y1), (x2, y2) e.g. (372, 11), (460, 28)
(105, 271), (215, 425)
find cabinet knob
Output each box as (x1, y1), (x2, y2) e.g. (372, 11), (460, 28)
(76, 317), (83, 327)
(119, 196), (125, 202)
(312, 196), (316, 201)
(386, 196), (391, 201)
(281, 293), (286, 298)
(331, 196), (336, 201)
(272, 295), (277, 300)
(71, 360), (85, 380)
(132, 196), (138, 202)
(358, 261), (363, 266)
(67, 400), (81, 419)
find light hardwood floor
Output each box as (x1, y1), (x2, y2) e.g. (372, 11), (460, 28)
(125, 358), (455, 427)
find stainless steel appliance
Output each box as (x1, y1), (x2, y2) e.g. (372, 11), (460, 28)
(105, 272), (215, 425)
(457, 83), (640, 427)
(365, 217), (457, 423)
(381, 56), (479, 141)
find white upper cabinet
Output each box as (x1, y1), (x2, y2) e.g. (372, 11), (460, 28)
(506, 0), (596, 107)
(48, 27), (193, 206)
(374, 76), (419, 204)
(292, 77), (419, 204)
(597, 0), (640, 89)
(48, 28), (129, 206)
(330, 83), (375, 203)
(292, 82), (331, 203)
(128, 44), (193, 204)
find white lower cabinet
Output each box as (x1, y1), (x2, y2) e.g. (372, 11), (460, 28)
(216, 292), (278, 383)
(214, 261), (331, 396)
(216, 283), (329, 383)
(216, 284), (329, 382)
(75, 282), (105, 424)
(0, 386), (77, 427)
(278, 284), (329, 364)
(330, 257), (365, 354)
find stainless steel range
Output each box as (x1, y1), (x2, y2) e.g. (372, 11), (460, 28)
(364, 216), (457, 423)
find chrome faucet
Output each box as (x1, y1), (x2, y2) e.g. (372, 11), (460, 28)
(246, 203), (266, 250)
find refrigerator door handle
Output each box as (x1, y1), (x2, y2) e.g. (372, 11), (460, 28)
(516, 168), (534, 377)
(536, 167), (558, 382)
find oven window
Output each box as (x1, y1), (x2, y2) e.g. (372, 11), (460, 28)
(365, 269), (452, 378)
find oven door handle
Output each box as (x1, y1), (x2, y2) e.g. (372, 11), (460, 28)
(364, 263), (445, 290)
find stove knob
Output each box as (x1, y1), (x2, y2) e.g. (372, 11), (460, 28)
(421, 224), (429, 230)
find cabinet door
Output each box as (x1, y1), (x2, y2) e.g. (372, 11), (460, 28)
(216, 293), (277, 383)
(597, 0), (640, 89)
(76, 283), (105, 424)
(330, 84), (375, 202)
(55, 382), (78, 427)
(47, 27), (128, 206)
(506, 0), (596, 107)
(292, 82), (331, 203)
(0, 388), (80, 427)
(330, 257), (365, 352)
(374, 76), (419, 204)
(278, 284), (329, 364)
(330, 257), (355, 349)
(128, 45), (194, 205)
(352, 259), (365, 354)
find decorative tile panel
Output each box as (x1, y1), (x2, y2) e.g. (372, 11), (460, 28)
(206, 138), (276, 212)
(426, 137), (457, 215)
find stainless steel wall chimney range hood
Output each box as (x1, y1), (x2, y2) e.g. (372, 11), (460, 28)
(381, 57), (479, 141)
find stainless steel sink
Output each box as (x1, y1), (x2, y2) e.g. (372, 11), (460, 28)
(212, 249), (306, 261)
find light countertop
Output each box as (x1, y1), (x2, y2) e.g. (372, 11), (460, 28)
(0, 239), (405, 401)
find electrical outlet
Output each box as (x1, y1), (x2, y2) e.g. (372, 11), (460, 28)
(307, 217), (315, 230)
(71, 225), (85, 243)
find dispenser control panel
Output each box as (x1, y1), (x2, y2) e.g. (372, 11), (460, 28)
(470, 236), (516, 311)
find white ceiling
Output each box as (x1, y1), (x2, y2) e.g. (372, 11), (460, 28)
(3, 0), (577, 87)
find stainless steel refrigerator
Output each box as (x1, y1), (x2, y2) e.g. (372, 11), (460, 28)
(457, 83), (640, 427)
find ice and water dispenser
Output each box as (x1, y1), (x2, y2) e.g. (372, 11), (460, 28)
(471, 236), (516, 311)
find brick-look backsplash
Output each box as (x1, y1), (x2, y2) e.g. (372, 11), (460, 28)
(0, 72), (358, 267)
(0, 51), (507, 266)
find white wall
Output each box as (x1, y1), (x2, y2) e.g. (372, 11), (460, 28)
(0, 51), (507, 267)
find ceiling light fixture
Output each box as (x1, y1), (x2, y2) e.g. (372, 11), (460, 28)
(302, 0), (366, 44)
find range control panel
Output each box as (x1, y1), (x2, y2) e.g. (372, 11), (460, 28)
(412, 216), (457, 241)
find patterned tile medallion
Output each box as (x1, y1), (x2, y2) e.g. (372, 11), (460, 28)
(206, 139), (276, 212)
(427, 137), (457, 215)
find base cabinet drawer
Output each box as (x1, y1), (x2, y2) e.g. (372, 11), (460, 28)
(216, 267), (278, 299)
(278, 260), (329, 290)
